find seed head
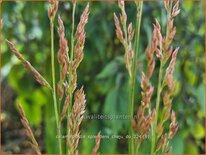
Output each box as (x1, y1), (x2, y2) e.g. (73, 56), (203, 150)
(67, 87), (86, 154)
(57, 82), (64, 101)
(172, 0), (180, 17)
(48, 0), (59, 21)
(128, 23), (134, 41)
(169, 111), (178, 139)
(61, 94), (70, 120)
(114, 13), (124, 44)
(92, 131), (101, 154)
(6, 40), (51, 89)
(57, 16), (69, 82)
(73, 3), (90, 70)
(17, 102), (41, 155)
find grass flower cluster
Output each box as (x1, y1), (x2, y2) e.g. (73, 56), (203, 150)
(6, 0), (101, 154)
(114, 0), (180, 154)
(5, 0), (181, 154)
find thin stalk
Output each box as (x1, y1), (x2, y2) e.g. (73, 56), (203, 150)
(151, 2), (172, 153)
(151, 61), (163, 154)
(128, 1), (143, 154)
(70, 1), (76, 61)
(135, 141), (141, 154)
(166, 1), (173, 44)
(67, 2), (76, 154)
(50, 20), (62, 154)
(68, 1), (76, 116)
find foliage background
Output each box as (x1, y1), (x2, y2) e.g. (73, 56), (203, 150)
(1, 1), (205, 154)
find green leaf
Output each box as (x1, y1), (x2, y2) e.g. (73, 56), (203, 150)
(184, 61), (197, 85)
(184, 141), (198, 154)
(183, 1), (193, 11)
(15, 89), (47, 126)
(44, 95), (58, 153)
(101, 135), (117, 153)
(169, 133), (184, 154)
(191, 123), (205, 139)
(8, 64), (36, 97)
(96, 60), (119, 79)
(196, 84), (205, 114)
(80, 121), (99, 154)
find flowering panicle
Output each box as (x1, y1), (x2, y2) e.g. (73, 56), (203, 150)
(48, 0), (59, 21)
(132, 20), (160, 142)
(153, 19), (163, 59)
(163, 0), (180, 61)
(17, 102), (41, 155)
(156, 111), (178, 153)
(6, 40), (51, 89)
(69, 4), (90, 94)
(60, 94), (70, 121)
(57, 16), (69, 101)
(132, 107), (155, 141)
(114, 0), (134, 77)
(169, 111), (178, 139)
(67, 87), (86, 154)
(145, 23), (159, 78)
(7, 1), (98, 154)
(58, 16), (69, 81)
(92, 131), (101, 154)
(56, 4), (100, 154)
(154, 0), (180, 153)
(126, 0), (180, 153)
(73, 4), (89, 69)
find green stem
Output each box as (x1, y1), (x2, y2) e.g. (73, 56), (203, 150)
(128, 1), (143, 154)
(151, 2), (173, 153)
(50, 20), (62, 154)
(68, 0), (76, 128)
(70, 2), (76, 61)
(135, 141), (141, 154)
(151, 60), (163, 154)
(68, 1), (76, 116)
(67, 2), (76, 154)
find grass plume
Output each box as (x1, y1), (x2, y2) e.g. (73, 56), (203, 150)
(17, 102), (41, 155)
(6, 40), (51, 89)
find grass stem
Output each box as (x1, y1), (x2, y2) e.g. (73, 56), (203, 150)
(68, 1), (76, 114)
(67, 2), (76, 154)
(50, 20), (62, 154)
(151, 60), (163, 154)
(128, 1), (143, 154)
(151, 3), (173, 153)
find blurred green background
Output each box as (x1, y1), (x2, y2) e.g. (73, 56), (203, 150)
(1, 1), (205, 154)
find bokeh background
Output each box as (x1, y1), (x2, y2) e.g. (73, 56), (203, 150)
(1, 1), (205, 154)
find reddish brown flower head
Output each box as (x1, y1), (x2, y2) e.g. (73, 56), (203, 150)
(128, 23), (134, 41)
(6, 40), (51, 89)
(172, 0), (180, 17)
(57, 82), (64, 100)
(164, 0), (170, 11)
(169, 111), (178, 139)
(67, 87), (86, 154)
(48, 0), (59, 21)
(114, 13), (124, 44)
(73, 4), (90, 70)
(57, 16), (69, 82)
(92, 131), (101, 154)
